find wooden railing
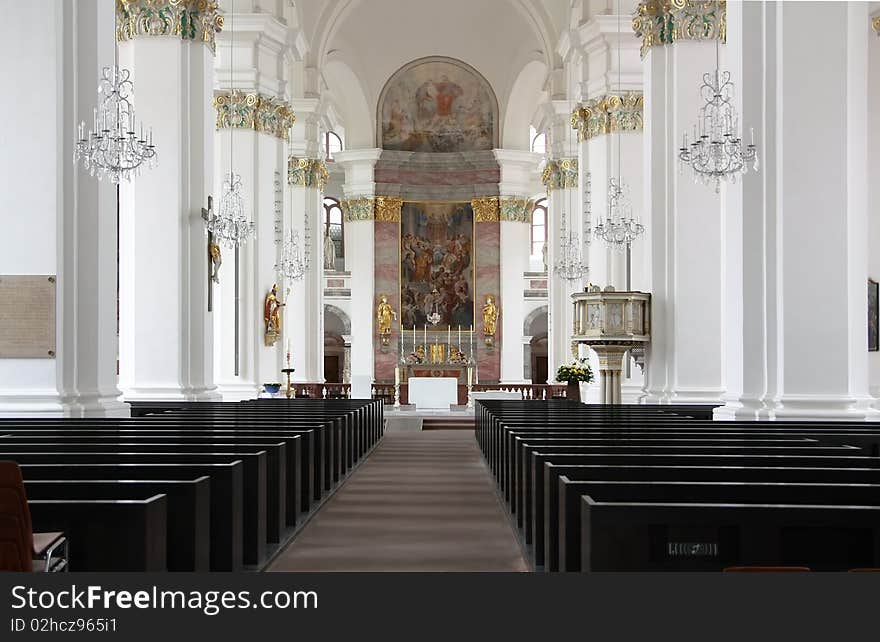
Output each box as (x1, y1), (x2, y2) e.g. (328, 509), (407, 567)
(275, 383), (567, 405)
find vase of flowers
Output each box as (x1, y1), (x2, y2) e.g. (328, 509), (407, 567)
(556, 358), (594, 402)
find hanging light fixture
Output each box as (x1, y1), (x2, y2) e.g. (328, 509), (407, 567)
(553, 120), (588, 283)
(74, 47), (157, 182)
(276, 203), (311, 281)
(679, 0), (759, 193)
(205, 0), (255, 248)
(594, 0), (645, 254)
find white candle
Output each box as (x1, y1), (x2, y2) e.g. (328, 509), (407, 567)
(458, 325), (462, 351)
(394, 366), (400, 385)
(467, 366), (473, 386)
(424, 324), (427, 349)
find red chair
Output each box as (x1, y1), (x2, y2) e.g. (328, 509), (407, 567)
(0, 461), (67, 572)
(723, 566), (811, 572)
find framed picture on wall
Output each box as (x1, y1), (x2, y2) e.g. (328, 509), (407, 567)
(869, 279), (879, 352)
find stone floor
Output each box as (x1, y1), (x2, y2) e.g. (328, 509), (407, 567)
(267, 427), (529, 572)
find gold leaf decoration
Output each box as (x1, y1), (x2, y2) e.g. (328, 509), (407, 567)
(116, 0), (224, 53)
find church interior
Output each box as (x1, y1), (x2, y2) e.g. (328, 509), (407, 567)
(1, 0), (880, 576)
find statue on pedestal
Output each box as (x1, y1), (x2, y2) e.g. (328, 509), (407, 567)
(377, 294), (397, 348)
(482, 294), (498, 347)
(323, 232), (336, 271)
(264, 283), (285, 347)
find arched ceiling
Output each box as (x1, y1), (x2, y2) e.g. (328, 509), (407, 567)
(295, 0), (569, 145)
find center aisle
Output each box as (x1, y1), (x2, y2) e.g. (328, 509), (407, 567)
(267, 427), (529, 572)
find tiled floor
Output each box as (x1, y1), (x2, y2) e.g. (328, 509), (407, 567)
(267, 427), (529, 572)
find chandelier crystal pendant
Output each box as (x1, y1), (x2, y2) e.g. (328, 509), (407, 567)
(276, 206), (311, 281)
(554, 204), (588, 282)
(74, 65), (157, 183)
(594, 178), (643, 250)
(678, 3), (759, 193)
(206, 171), (255, 248)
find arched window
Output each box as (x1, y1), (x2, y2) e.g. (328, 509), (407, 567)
(325, 131), (344, 161)
(323, 197), (344, 269)
(530, 126), (546, 155)
(531, 198), (547, 261)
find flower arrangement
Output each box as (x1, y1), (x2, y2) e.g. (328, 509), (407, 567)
(556, 358), (594, 384)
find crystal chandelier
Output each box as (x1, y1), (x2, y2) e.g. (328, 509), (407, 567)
(74, 65), (157, 183)
(209, 0), (255, 248)
(679, 2), (759, 193)
(275, 207), (311, 281)
(554, 203), (588, 282)
(594, 178), (643, 250)
(206, 172), (255, 248)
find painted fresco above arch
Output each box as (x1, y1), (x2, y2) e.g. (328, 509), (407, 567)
(377, 56), (499, 153)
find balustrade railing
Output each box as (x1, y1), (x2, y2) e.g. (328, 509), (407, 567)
(263, 382), (566, 404)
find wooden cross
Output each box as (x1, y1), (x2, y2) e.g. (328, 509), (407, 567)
(202, 195), (215, 312)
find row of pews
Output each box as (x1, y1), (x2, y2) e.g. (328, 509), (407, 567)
(0, 399), (383, 572)
(476, 400), (880, 572)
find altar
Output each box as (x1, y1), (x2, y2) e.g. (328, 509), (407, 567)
(407, 377), (458, 410)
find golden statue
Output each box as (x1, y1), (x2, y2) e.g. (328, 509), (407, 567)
(209, 242), (222, 284)
(482, 295), (498, 336)
(376, 294), (397, 336)
(264, 283), (285, 346)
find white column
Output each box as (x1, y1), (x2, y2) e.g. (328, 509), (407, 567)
(643, 40), (725, 404)
(334, 149), (382, 387)
(0, 0), (128, 417)
(118, 22), (218, 400)
(495, 150), (543, 383)
(869, 9), (880, 408)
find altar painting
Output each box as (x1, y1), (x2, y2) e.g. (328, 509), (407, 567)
(400, 202), (474, 330)
(379, 57), (497, 153)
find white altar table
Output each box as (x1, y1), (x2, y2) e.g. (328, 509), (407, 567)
(408, 377), (458, 410)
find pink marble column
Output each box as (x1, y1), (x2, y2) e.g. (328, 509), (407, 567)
(475, 222), (501, 383)
(374, 221), (400, 382)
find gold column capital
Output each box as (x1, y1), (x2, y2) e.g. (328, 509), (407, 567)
(116, 0), (224, 53)
(215, 91), (296, 142)
(341, 197), (375, 222)
(541, 158), (578, 192)
(375, 196), (404, 223)
(499, 197), (536, 223)
(571, 92), (644, 142)
(633, 0), (726, 59)
(873, 15), (880, 35)
(287, 157), (329, 191)
(472, 197), (501, 223)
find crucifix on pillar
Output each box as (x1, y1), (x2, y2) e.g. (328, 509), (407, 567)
(201, 195), (222, 312)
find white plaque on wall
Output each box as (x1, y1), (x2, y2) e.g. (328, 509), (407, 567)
(0, 275), (57, 358)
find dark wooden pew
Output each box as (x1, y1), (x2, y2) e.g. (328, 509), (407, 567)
(27, 493), (167, 571)
(18, 462), (243, 571)
(0, 450), (266, 567)
(24, 478), (209, 571)
(579, 491), (880, 572)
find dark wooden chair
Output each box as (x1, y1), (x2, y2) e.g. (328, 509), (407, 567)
(0, 461), (68, 572)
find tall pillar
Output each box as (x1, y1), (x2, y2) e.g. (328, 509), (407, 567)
(494, 150), (543, 383)
(211, 5), (295, 398)
(718, 1), (876, 420)
(117, 0), (221, 400)
(286, 152), (328, 384)
(334, 149), (383, 388)
(635, 1), (726, 404)
(869, 10), (880, 408)
(0, 0), (128, 417)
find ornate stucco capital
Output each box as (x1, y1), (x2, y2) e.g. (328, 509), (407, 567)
(472, 197), (501, 223)
(632, 0), (726, 59)
(499, 197), (536, 223)
(287, 158), (330, 191)
(215, 91), (296, 141)
(571, 92), (644, 142)
(541, 158), (579, 192)
(116, 0), (224, 53)
(375, 197), (404, 223)
(341, 197), (375, 222)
